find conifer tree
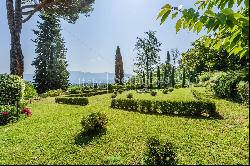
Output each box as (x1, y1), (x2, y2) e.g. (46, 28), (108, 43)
(32, 13), (69, 93)
(114, 46), (124, 85)
(157, 66), (161, 89)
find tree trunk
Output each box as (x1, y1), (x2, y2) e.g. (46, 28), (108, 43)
(6, 0), (24, 77)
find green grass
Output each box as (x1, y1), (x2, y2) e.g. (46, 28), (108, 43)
(0, 87), (248, 165)
(117, 88), (194, 101)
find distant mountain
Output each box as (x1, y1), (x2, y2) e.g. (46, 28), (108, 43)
(24, 71), (132, 85)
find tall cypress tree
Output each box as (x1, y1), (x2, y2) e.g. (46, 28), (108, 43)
(114, 46), (124, 85)
(163, 51), (172, 88)
(32, 13), (69, 93)
(157, 66), (161, 89)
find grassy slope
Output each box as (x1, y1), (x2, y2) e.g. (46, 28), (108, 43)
(0, 88), (248, 165)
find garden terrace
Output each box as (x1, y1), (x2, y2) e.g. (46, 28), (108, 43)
(0, 87), (248, 165)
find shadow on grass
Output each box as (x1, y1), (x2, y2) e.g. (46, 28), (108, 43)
(74, 129), (107, 146)
(114, 109), (224, 120)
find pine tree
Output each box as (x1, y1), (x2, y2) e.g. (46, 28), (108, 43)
(114, 46), (124, 85)
(32, 13), (69, 93)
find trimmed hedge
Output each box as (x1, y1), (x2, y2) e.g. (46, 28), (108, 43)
(111, 99), (216, 117)
(55, 97), (89, 106)
(65, 90), (113, 98)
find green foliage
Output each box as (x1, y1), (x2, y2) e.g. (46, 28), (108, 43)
(118, 89), (123, 94)
(144, 136), (176, 165)
(68, 86), (82, 94)
(55, 97), (89, 106)
(162, 89), (168, 94)
(168, 88), (174, 92)
(24, 82), (37, 100)
(134, 31), (162, 87)
(111, 99), (216, 117)
(211, 70), (248, 102)
(81, 112), (108, 135)
(0, 105), (16, 125)
(158, 0), (249, 58)
(111, 93), (117, 99)
(32, 14), (69, 94)
(0, 87), (248, 164)
(150, 91), (157, 96)
(47, 89), (64, 97)
(127, 93), (133, 99)
(182, 37), (248, 75)
(0, 74), (25, 105)
(236, 81), (249, 105)
(174, 84), (181, 89)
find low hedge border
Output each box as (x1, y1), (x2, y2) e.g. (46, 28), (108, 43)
(55, 97), (89, 106)
(110, 99), (216, 117)
(66, 90), (113, 98)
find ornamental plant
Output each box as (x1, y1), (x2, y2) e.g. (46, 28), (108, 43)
(150, 91), (157, 96)
(21, 108), (32, 117)
(144, 136), (177, 165)
(0, 74), (25, 105)
(81, 112), (108, 135)
(127, 93), (133, 99)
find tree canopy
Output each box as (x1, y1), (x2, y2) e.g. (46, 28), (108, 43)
(157, 0), (249, 58)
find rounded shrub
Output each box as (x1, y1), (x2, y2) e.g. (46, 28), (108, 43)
(144, 136), (176, 165)
(111, 93), (117, 99)
(150, 91), (157, 96)
(174, 84), (181, 89)
(168, 88), (174, 92)
(162, 89), (168, 94)
(0, 74), (25, 105)
(127, 93), (133, 99)
(237, 81), (249, 104)
(81, 112), (108, 135)
(46, 89), (64, 97)
(24, 82), (37, 100)
(118, 89), (123, 94)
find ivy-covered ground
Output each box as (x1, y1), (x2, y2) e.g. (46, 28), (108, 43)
(0, 87), (248, 165)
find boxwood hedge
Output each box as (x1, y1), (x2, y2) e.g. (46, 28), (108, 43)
(111, 99), (216, 117)
(55, 97), (89, 106)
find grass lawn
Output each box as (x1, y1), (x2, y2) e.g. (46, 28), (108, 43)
(0, 87), (248, 165)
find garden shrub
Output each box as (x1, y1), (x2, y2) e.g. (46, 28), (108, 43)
(111, 93), (117, 99)
(211, 70), (248, 102)
(144, 136), (176, 165)
(237, 81), (249, 105)
(127, 93), (133, 99)
(111, 99), (216, 117)
(24, 82), (37, 100)
(168, 88), (174, 92)
(47, 89), (64, 97)
(150, 91), (157, 96)
(0, 105), (16, 125)
(81, 112), (108, 135)
(199, 72), (212, 83)
(55, 97), (89, 106)
(118, 89), (123, 94)
(68, 86), (82, 94)
(162, 89), (168, 94)
(174, 84), (181, 89)
(0, 74), (25, 105)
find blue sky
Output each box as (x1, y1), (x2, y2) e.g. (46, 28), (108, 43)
(0, 0), (204, 74)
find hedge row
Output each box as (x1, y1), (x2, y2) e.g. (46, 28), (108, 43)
(55, 97), (89, 106)
(110, 99), (216, 117)
(66, 90), (113, 98)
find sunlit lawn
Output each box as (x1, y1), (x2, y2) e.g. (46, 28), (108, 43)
(0, 87), (248, 165)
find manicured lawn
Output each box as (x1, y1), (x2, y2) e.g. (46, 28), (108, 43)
(117, 88), (194, 101)
(0, 87), (248, 165)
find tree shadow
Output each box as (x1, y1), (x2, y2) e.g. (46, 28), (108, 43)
(74, 129), (107, 146)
